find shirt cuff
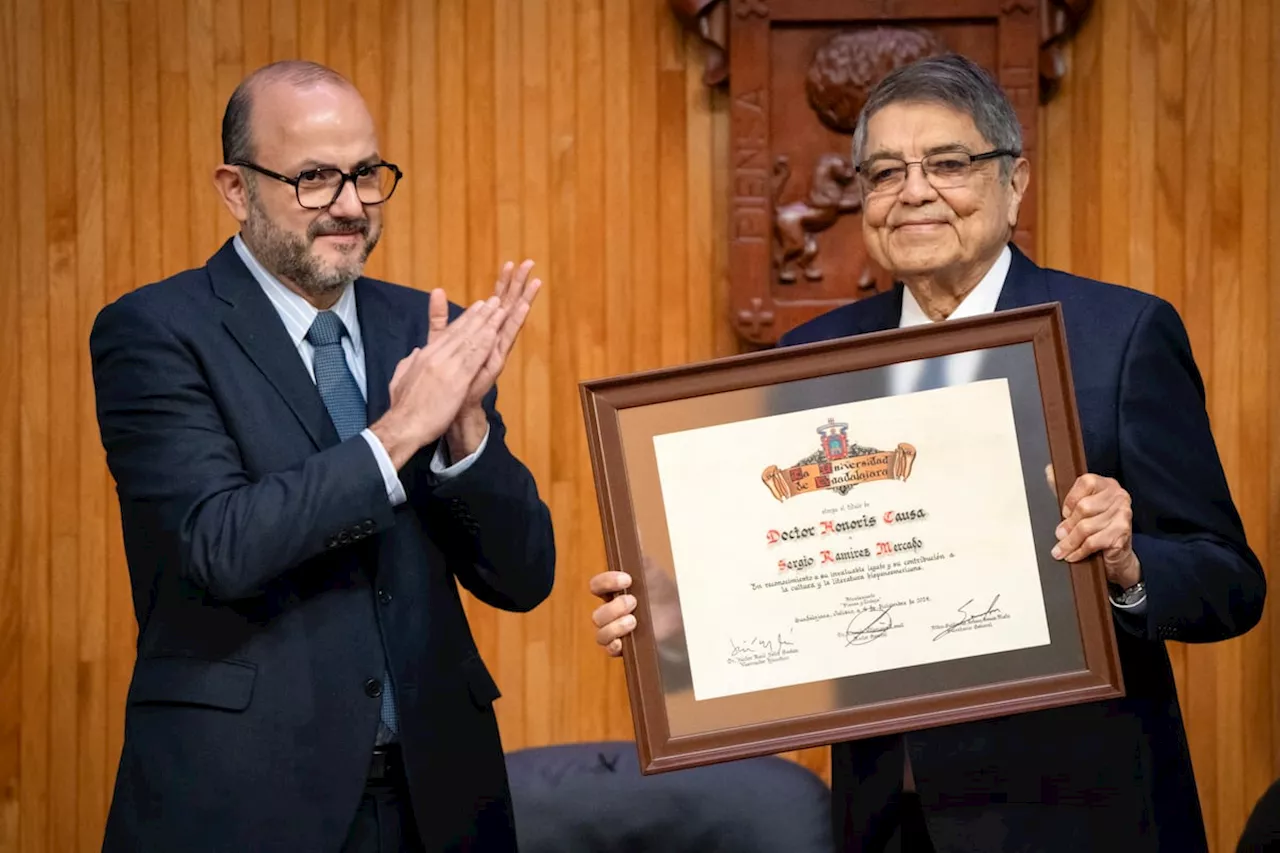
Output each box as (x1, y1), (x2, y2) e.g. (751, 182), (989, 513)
(1110, 592), (1148, 615)
(431, 425), (490, 481)
(360, 428), (408, 506)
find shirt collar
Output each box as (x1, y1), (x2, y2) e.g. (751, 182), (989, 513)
(898, 244), (1011, 328)
(232, 232), (363, 355)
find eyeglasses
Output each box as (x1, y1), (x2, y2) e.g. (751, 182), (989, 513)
(855, 149), (1018, 195)
(231, 160), (404, 210)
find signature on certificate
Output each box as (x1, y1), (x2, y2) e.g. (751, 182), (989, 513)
(726, 632), (799, 665)
(932, 595), (1004, 641)
(841, 606), (896, 647)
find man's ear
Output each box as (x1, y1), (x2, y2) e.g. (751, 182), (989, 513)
(213, 164), (252, 224)
(1005, 157), (1031, 230)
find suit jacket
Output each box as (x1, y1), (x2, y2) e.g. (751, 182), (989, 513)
(1238, 775), (1280, 852)
(779, 244), (1265, 853)
(89, 238), (556, 853)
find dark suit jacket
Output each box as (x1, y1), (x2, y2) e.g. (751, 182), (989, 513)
(1238, 775), (1280, 852)
(89, 238), (556, 853)
(779, 245), (1265, 853)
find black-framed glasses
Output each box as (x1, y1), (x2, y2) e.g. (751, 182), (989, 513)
(855, 149), (1019, 195)
(231, 160), (404, 210)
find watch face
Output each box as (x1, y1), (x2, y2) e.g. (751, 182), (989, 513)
(1114, 583), (1144, 606)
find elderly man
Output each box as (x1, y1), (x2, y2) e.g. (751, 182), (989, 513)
(90, 60), (554, 852)
(589, 53), (1264, 852)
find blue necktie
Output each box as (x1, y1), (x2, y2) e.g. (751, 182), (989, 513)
(306, 311), (400, 742)
(914, 354), (949, 392)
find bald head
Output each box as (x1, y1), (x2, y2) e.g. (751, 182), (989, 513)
(213, 60), (389, 309)
(221, 60), (359, 165)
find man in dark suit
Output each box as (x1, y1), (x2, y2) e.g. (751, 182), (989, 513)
(589, 54), (1264, 852)
(90, 60), (555, 853)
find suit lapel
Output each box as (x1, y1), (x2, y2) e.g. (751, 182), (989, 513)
(995, 243), (1052, 312)
(353, 279), (410, 425)
(851, 285), (905, 335)
(208, 239), (340, 450)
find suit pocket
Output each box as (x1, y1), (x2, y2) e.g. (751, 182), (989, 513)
(460, 654), (501, 708)
(129, 655), (257, 711)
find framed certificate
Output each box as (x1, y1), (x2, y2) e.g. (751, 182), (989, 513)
(579, 303), (1124, 774)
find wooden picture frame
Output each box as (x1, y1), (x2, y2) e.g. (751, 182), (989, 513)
(580, 303), (1124, 774)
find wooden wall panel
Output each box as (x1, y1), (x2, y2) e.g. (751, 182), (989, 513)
(0, 1), (1274, 852)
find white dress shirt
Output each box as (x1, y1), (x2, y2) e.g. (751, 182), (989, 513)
(888, 245), (1011, 396)
(888, 245), (1145, 613)
(232, 234), (487, 506)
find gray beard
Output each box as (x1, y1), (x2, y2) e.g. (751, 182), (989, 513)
(242, 195), (380, 299)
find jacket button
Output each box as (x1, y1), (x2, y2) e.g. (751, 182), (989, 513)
(364, 678), (383, 698)
(362, 519), (375, 533)
(377, 589), (392, 605)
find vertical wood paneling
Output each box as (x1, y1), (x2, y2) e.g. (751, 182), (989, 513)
(545, 0), (579, 756)
(630, 0), (660, 373)
(436, 2), (467, 298)
(685, 25), (713, 364)
(297, 0), (326, 66)
(43, 0), (79, 847)
(573, 0), (608, 741)
(158, 1), (191, 275)
(241, 1), (269, 74)
(658, 13), (687, 368)
(71, 0), (107, 845)
(1271, 2), (1280, 779)
(1097, 0), (1128, 285)
(1126, 0), (1155, 297)
(603, 1), (632, 381)
(1, 2), (1276, 852)
(129, 0), (161, 288)
(407, 0), (438, 289)
(518, 0), (554, 749)
(17, 3), (51, 852)
(0, 0), (19, 843)
(269, 0), (297, 62)
(186, 0), (217, 260)
(382, 0), (413, 286)
(1038, 24), (1073, 273)
(1069, 0), (1101, 280)
(1239, 0), (1272, 818)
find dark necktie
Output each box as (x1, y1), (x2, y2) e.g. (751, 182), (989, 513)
(914, 354), (949, 393)
(306, 311), (400, 742)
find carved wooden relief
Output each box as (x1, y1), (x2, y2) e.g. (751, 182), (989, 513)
(671, 0), (1093, 347)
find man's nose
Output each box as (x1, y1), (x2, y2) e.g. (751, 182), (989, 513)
(327, 178), (365, 218)
(898, 163), (938, 205)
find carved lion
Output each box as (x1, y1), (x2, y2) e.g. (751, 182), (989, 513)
(772, 153), (861, 284)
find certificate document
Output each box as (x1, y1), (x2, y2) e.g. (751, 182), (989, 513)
(651, 378), (1051, 702)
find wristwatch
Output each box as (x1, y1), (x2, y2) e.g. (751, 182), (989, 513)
(1109, 580), (1146, 608)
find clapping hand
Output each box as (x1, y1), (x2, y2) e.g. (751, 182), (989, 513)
(462, 260), (542, 410)
(436, 260), (542, 459)
(373, 291), (507, 469)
